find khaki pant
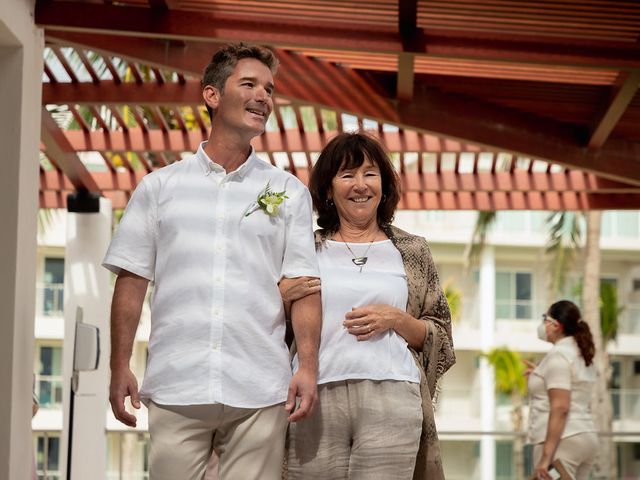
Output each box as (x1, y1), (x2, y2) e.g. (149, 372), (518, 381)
(288, 379), (423, 480)
(148, 401), (288, 480)
(533, 432), (598, 480)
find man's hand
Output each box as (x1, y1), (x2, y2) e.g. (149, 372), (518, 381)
(279, 276), (321, 304)
(285, 368), (318, 422)
(109, 366), (141, 427)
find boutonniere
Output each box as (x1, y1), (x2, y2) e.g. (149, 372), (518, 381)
(245, 181), (289, 217)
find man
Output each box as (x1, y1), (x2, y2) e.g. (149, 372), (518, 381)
(103, 43), (321, 480)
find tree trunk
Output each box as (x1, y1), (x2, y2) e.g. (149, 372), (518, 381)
(582, 210), (615, 479)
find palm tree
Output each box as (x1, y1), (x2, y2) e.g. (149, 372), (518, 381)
(483, 347), (527, 480)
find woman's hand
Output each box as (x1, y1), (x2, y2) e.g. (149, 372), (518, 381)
(343, 304), (405, 341)
(279, 277), (321, 304)
(523, 359), (537, 377)
(532, 458), (553, 480)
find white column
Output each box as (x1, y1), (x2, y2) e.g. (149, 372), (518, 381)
(479, 246), (496, 480)
(0, 1), (43, 478)
(61, 197), (113, 479)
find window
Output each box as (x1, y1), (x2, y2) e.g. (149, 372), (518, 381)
(495, 441), (513, 480)
(43, 257), (64, 316)
(496, 271), (533, 320)
(34, 432), (61, 480)
(601, 211), (640, 238)
(36, 345), (63, 408)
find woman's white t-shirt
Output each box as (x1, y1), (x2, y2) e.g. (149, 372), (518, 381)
(293, 239), (420, 384)
(527, 336), (596, 444)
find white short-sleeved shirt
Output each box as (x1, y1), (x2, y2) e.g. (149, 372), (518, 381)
(103, 143), (319, 408)
(293, 240), (420, 384)
(527, 336), (596, 444)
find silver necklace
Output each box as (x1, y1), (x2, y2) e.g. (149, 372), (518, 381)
(337, 232), (376, 273)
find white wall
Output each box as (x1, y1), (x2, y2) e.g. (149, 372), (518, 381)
(0, 0), (43, 478)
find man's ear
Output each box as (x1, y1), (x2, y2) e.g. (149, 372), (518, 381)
(202, 85), (220, 111)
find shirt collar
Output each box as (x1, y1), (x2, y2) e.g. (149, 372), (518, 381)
(196, 141), (258, 178)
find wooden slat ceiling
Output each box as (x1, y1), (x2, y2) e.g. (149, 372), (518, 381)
(34, 0), (640, 210)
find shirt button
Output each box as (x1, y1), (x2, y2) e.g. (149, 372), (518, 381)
(215, 276), (223, 285)
(213, 308), (220, 317)
(212, 344), (220, 351)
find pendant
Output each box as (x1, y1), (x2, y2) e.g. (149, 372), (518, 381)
(352, 257), (368, 267)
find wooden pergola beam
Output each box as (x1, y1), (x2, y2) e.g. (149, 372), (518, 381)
(44, 32), (640, 186)
(42, 80), (202, 105)
(40, 168), (639, 195)
(36, 1), (640, 69)
(40, 107), (100, 192)
(58, 128), (479, 155)
(397, 0), (417, 100)
(398, 192), (640, 211)
(588, 71), (640, 148)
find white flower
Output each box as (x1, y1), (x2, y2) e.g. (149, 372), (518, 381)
(245, 182), (288, 217)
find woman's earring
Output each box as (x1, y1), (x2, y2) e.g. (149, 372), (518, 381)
(326, 198), (334, 207)
(381, 194), (387, 203)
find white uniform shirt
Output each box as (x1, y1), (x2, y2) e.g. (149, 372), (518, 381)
(527, 336), (596, 444)
(103, 143), (319, 408)
(293, 240), (420, 384)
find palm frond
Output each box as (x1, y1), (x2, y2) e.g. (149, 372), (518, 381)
(464, 211), (497, 271)
(545, 212), (582, 296)
(600, 282), (622, 344)
(483, 347), (527, 396)
(443, 280), (462, 322)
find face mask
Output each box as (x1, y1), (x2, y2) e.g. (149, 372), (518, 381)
(537, 322), (548, 342)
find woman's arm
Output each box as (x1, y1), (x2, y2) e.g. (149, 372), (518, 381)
(533, 388), (571, 480)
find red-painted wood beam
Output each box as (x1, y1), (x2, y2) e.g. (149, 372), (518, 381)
(58, 128), (479, 155)
(44, 32), (640, 186)
(35, 1), (640, 69)
(42, 80), (202, 105)
(40, 168), (639, 196)
(40, 107), (100, 192)
(397, 0), (417, 100)
(39, 186), (640, 211)
(398, 192), (640, 211)
(588, 71), (640, 148)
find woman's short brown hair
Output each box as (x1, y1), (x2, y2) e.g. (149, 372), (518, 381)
(309, 131), (401, 232)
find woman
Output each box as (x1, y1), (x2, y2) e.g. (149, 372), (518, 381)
(281, 132), (455, 480)
(526, 300), (598, 480)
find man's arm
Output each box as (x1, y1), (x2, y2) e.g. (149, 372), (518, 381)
(286, 291), (321, 422)
(109, 269), (149, 427)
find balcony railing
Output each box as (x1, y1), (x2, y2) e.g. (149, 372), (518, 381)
(36, 283), (64, 317)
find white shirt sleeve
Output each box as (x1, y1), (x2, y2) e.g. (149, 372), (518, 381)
(102, 177), (157, 280)
(542, 351), (572, 391)
(280, 183), (320, 279)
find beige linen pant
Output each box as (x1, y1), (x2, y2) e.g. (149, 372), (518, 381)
(287, 379), (423, 480)
(532, 432), (598, 480)
(148, 401), (288, 480)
